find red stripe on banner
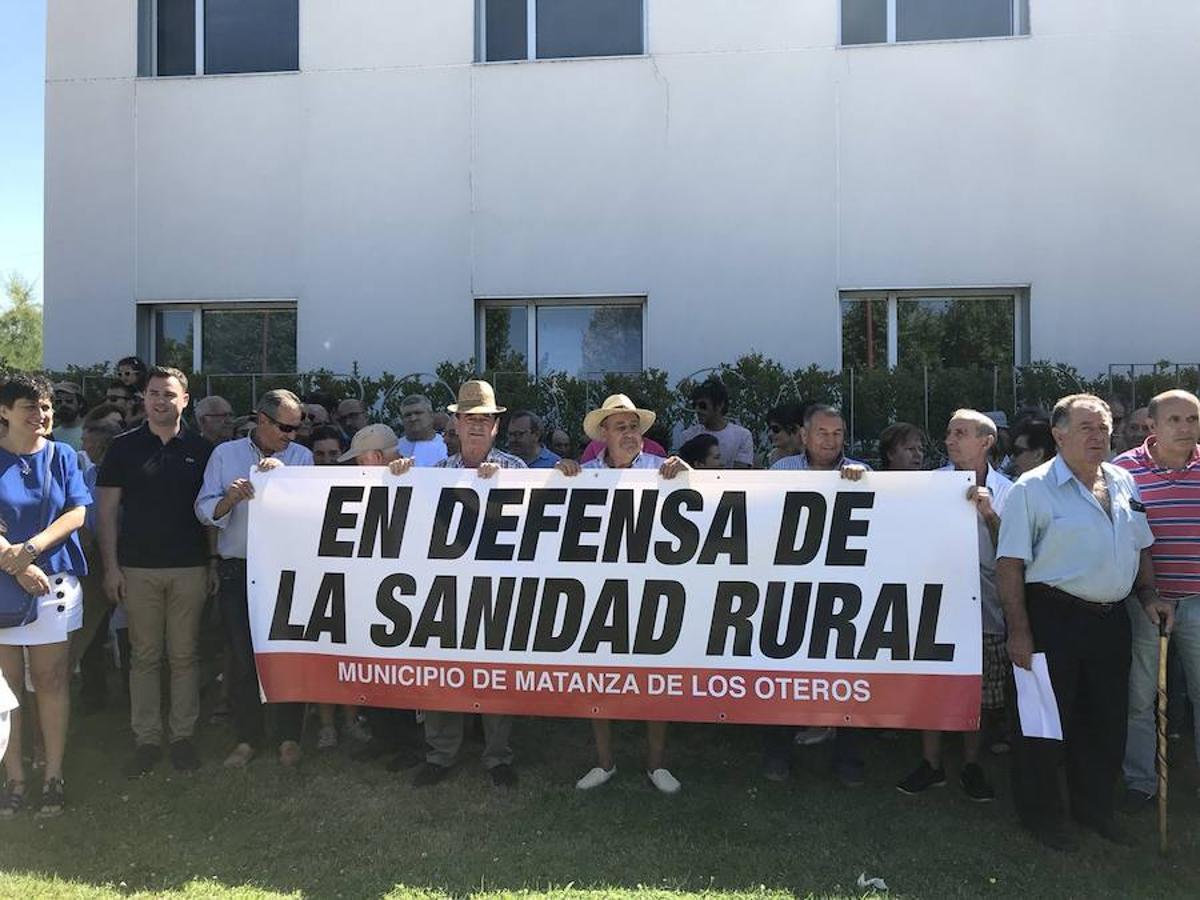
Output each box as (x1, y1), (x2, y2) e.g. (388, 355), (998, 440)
(255, 653), (982, 731)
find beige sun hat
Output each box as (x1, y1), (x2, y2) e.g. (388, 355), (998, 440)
(337, 423), (399, 462)
(447, 380), (506, 415)
(583, 394), (657, 441)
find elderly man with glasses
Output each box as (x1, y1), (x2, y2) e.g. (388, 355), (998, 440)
(196, 390), (312, 770)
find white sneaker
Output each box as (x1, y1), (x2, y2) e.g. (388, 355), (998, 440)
(793, 726), (834, 746)
(316, 726), (338, 750)
(647, 767), (681, 794)
(575, 766), (616, 790)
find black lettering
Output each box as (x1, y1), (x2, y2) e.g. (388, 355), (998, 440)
(698, 491), (748, 564)
(707, 581), (759, 656)
(318, 487), (363, 557)
(773, 492), (826, 565)
(633, 580), (684, 654)
(358, 486), (411, 558)
(655, 489), (702, 564)
(518, 489), (566, 561)
(428, 488), (480, 560)
(411, 575), (458, 649)
(858, 583), (910, 661)
(826, 492), (874, 566)
(914, 584), (954, 661)
(268, 570), (304, 641)
(477, 488), (524, 561)
(371, 573), (415, 648)
(303, 572), (346, 643)
(760, 581), (812, 659)
(579, 580), (630, 653)
(532, 578), (585, 652)
(560, 490), (607, 562)
(808, 582), (861, 659)
(509, 577), (539, 651)
(602, 489), (658, 563)
(462, 576), (515, 650)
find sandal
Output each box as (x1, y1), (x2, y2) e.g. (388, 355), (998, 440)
(36, 777), (64, 818)
(0, 780), (26, 818)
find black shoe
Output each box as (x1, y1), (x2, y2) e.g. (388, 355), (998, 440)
(36, 777), (65, 818)
(490, 763), (518, 788)
(123, 743), (163, 779)
(1119, 788), (1155, 814)
(169, 739), (201, 772)
(411, 762), (451, 787)
(1030, 822), (1080, 853)
(959, 763), (994, 802)
(350, 737), (393, 763)
(896, 760), (946, 795)
(833, 759), (866, 788)
(0, 780), (27, 818)
(384, 749), (421, 773)
(1082, 816), (1137, 847)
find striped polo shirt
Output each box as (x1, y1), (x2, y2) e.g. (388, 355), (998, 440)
(1113, 439), (1200, 599)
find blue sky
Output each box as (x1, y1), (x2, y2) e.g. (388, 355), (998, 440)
(0, 0), (46, 306)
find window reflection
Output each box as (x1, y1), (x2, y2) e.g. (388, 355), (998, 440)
(536, 305), (641, 378)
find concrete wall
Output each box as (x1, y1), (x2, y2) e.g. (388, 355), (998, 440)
(44, 0), (1200, 376)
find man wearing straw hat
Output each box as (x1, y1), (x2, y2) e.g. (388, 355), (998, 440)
(391, 380), (524, 788)
(556, 394), (691, 793)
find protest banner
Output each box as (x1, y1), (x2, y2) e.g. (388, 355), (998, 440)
(247, 467), (983, 730)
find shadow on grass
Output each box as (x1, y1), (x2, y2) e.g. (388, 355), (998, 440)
(0, 701), (1197, 899)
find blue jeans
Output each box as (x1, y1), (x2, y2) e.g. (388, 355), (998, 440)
(1124, 595), (1200, 795)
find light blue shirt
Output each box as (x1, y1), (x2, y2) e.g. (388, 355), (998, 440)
(583, 451), (665, 470)
(997, 455), (1154, 603)
(770, 453), (871, 472)
(195, 437), (313, 559)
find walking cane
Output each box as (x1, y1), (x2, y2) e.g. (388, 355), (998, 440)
(1156, 618), (1169, 856)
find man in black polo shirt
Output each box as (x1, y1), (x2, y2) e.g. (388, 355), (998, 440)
(97, 366), (214, 777)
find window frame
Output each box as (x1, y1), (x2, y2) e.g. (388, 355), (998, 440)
(838, 0), (1028, 47)
(475, 295), (648, 378)
(476, 0), (648, 64)
(836, 287), (1030, 370)
(137, 299), (299, 373)
(139, 0), (301, 77)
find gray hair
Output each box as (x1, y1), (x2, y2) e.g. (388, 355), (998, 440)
(257, 389), (302, 418)
(82, 418), (122, 440)
(1051, 394), (1111, 431)
(509, 410), (542, 435)
(195, 395), (231, 416)
(803, 404), (843, 428)
(400, 394), (432, 412)
(949, 408), (997, 440)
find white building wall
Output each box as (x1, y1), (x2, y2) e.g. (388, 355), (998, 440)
(44, 0), (1200, 376)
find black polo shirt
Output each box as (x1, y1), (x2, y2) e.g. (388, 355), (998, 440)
(96, 423), (213, 568)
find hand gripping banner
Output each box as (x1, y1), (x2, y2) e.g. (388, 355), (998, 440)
(247, 467), (983, 730)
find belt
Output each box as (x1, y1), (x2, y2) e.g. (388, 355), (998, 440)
(1027, 582), (1122, 617)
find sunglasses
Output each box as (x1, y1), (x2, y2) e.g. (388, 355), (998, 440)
(261, 411), (300, 434)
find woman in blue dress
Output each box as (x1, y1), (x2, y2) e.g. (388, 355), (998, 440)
(0, 373), (91, 817)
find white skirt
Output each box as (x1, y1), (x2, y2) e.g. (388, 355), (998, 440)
(0, 574), (83, 646)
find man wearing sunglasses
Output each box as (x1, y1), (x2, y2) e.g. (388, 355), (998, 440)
(196, 390), (312, 771)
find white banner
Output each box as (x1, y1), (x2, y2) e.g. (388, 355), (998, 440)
(247, 466), (983, 729)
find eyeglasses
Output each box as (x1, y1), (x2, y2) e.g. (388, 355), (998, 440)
(768, 424), (782, 433)
(261, 411), (300, 434)
(694, 401), (711, 410)
(105, 394), (129, 403)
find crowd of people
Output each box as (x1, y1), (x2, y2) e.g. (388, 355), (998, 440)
(0, 360), (1196, 857)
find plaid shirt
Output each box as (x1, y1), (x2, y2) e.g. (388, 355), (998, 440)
(435, 448), (528, 470)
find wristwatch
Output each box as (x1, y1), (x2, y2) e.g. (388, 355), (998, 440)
(22, 540), (39, 559)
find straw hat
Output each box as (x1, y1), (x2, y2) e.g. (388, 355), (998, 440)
(583, 394), (657, 441)
(447, 380), (506, 415)
(338, 423), (399, 462)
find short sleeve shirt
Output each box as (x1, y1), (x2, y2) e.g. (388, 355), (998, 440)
(0, 440), (91, 577)
(436, 449), (528, 470)
(681, 422), (754, 468)
(97, 423), (213, 568)
(582, 451), (665, 470)
(997, 455), (1154, 603)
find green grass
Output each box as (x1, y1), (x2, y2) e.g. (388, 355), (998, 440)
(1, 697), (1197, 899)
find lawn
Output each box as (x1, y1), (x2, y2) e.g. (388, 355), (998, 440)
(1, 695), (1197, 899)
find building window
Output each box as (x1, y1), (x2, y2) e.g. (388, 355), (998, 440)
(841, 0), (1029, 46)
(477, 0), (645, 63)
(477, 298), (644, 378)
(839, 290), (1028, 369)
(137, 0), (299, 76)
(143, 302), (298, 373)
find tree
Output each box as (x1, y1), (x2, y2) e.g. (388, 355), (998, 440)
(0, 272), (44, 370)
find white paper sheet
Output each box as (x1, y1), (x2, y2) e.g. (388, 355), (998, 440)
(1012, 653), (1063, 740)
